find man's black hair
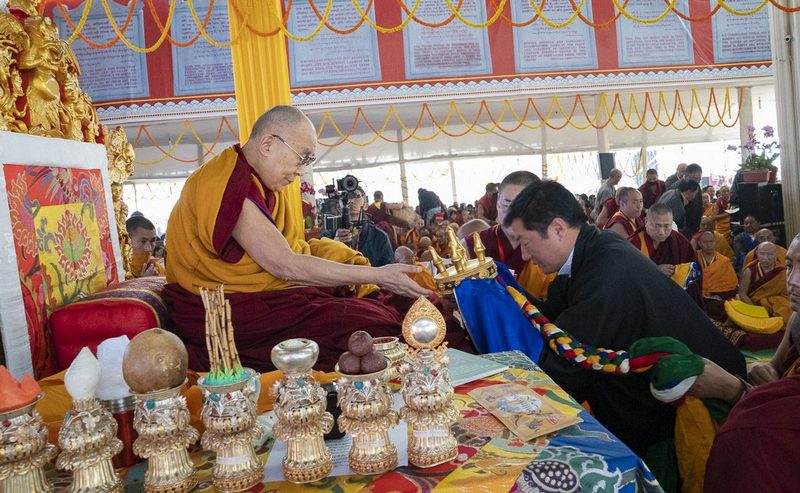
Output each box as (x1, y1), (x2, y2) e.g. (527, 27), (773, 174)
(126, 215), (155, 235)
(646, 168), (658, 175)
(503, 181), (587, 237)
(499, 171), (541, 191)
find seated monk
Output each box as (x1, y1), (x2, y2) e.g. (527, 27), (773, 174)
(733, 215), (760, 271)
(465, 171), (556, 299)
(126, 215), (166, 278)
(743, 228), (787, 268)
(164, 105), (471, 372)
(685, 235), (800, 492)
(593, 196), (618, 229)
(433, 228), (450, 258)
(604, 187), (644, 238)
(697, 231), (738, 319)
(702, 192), (716, 218)
(401, 217), (425, 247)
(395, 246), (438, 293)
(691, 217), (734, 259)
(739, 242), (792, 324)
(416, 236), (432, 260)
(629, 203), (705, 308)
(712, 185), (731, 242)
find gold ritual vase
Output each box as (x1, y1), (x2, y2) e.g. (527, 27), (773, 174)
(400, 348), (459, 468)
(199, 370), (263, 492)
(0, 394), (56, 493)
(335, 365), (398, 475)
(56, 397), (123, 492)
(271, 339), (334, 483)
(372, 336), (406, 381)
(131, 384), (199, 493)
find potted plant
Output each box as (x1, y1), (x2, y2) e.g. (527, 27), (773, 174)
(727, 124), (780, 183)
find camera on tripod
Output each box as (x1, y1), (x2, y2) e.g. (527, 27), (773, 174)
(318, 174), (362, 232)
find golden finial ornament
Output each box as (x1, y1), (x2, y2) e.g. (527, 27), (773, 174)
(0, 394), (57, 492)
(56, 348), (124, 493)
(271, 339), (334, 483)
(431, 229), (497, 296)
(0, 12), (28, 132)
(428, 247), (446, 274)
(472, 232), (486, 263)
(399, 297), (459, 467)
(105, 127), (135, 279)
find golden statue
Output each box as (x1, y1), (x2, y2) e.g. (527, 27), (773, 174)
(18, 16), (63, 137)
(57, 39), (83, 140)
(0, 13), (28, 132)
(106, 127), (136, 279)
(8, 0), (41, 17)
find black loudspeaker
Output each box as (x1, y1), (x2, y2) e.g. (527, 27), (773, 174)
(599, 153), (615, 179)
(737, 183), (784, 224)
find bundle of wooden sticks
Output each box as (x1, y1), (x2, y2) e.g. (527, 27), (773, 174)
(200, 285), (243, 381)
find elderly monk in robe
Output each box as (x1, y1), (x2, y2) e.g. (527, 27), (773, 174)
(697, 231), (738, 319)
(165, 105), (470, 372)
(739, 242), (793, 324)
(604, 187), (644, 238)
(712, 185), (732, 241)
(395, 246), (438, 293)
(691, 217), (734, 259)
(401, 217), (425, 248)
(743, 228), (787, 268)
(702, 193), (716, 218)
(465, 171), (556, 299)
(630, 203), (705, 308)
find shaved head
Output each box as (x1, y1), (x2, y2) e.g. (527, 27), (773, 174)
(249, 105), (314, 140)
(755, 228), (776, 244)
(394, 246), (415, 265)
(757, 241), (778, 270)
(698, 230), (717, 255)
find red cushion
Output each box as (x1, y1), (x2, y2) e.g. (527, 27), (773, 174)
(50, 277), (168, 370)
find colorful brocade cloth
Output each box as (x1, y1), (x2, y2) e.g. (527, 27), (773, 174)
(44, 352), (661, 493)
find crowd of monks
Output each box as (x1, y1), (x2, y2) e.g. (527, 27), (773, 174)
(147, 105), (798, 492)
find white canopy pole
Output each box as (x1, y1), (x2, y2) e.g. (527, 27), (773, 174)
(738, 87), (754, 164)
(769, 3), (800, 239)
(397, 129), (409, 205)
(541, 126), (549, 179)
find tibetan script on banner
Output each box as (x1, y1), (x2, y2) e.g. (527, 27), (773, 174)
(286, 0), (381, 87)
(711, 0), (772, 63)
(615, 0), (694, 68)
(402, 0), (492, 79)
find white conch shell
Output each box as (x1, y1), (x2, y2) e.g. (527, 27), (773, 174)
(96, 335), (131, 401)
(65, 347), (101, 401)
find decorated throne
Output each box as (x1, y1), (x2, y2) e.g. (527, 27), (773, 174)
(0, 0), (166, 380)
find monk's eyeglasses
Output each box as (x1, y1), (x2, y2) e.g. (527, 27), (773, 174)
(270, 134), (316, 169)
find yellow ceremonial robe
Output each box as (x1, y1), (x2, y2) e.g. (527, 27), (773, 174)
(697, 252), (738, 298)
(166, 145), (374, 294)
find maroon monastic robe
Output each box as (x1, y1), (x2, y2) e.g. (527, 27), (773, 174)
(705, 376), (800, 493)
(629, 229), (705, 309)
(639, 180), (667, 209)
(604, 211), (644, 238)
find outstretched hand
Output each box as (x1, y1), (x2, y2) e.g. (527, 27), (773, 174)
(375, 264), (432, 298)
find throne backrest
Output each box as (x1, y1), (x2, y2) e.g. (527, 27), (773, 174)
(0, 131), (124, 379)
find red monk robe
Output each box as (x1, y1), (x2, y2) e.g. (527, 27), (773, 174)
(639, 179), (666, 209)
(465, 225), (556, 299)
(743, 244), (788, 270)
(366, 201), (399, 249)
(746, 262), (793, 323)
(630, 227), (705, 309)
(698, 252), (738, 320)
(604, 210), (645, 238)
(165, 145), (471, 372)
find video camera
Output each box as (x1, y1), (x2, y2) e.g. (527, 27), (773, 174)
(319, 174), (362, 232)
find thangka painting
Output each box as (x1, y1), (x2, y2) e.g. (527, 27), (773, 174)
(3, 164), (118, 378)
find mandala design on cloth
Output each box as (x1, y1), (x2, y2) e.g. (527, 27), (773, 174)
(54, 209), (92, 281)
(519, 446), (623, 493)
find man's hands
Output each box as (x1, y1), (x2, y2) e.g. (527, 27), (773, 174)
(374, 264), (432, 298)
(334, 228), (353, 244)
(140, 259), (160, 277)
(658, 264), (676, 276)
(748, 362), (780, 386)
(689, 358), (745, 405)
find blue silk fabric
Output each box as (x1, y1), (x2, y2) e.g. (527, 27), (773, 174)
(453, 262), (544, 362)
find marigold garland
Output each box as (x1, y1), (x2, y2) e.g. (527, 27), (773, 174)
(125, 88), (741, 164)
(53, 0), (796, 50)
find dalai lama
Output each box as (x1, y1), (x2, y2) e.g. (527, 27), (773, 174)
(164, 105), (470, 371)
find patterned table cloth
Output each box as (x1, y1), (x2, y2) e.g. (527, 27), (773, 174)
(48, 350), (663, 492)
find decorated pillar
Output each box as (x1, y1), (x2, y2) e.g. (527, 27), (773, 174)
(227, 0), (304, 243)
(768, 5), (800, 239)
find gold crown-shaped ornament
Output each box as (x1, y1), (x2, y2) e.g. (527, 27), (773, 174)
(428, 228), (497, 296)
